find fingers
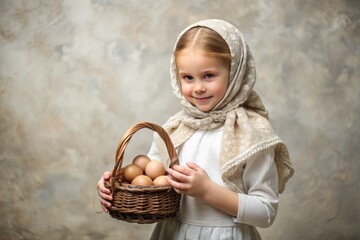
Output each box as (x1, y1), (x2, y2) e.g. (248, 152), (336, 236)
(99, 198), (110, 213)
(173, 162), (203, 174)
(166, 175), (188, 193)
(103, 171), (112, 180)
(98, 188), (113, 201)
(97, 171), (113, 212)
(167, 167), (190, 183)
(167, 162), (202, 182)
(186, 162), (202, 171)
(97, 178), (111, 195)
(97, 184), (112, 212)
(166, 165), (192, 192)
(99, 193), (112, 205)
(172, 164), (194, 175)
(98, 170), (112, 194)
(97, 183), (111, 195)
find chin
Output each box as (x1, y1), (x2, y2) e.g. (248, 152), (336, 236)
(196, 106), (212, 112)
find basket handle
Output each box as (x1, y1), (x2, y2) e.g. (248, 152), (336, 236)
(110, 122), (178, 188)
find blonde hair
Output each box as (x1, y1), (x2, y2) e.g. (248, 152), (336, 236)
(174, 27), (231, 69)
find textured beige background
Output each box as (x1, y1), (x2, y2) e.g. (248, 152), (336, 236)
(1, 0), (359, 239)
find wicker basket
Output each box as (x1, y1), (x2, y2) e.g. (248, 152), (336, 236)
(105, 122), (181, 224)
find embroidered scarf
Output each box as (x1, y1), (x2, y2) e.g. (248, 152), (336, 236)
(156, 19), (294, 193)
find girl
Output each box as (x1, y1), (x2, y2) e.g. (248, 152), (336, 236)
(97, 19), (294, 240)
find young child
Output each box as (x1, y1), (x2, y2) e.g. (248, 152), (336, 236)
(97, 19), (294, 240)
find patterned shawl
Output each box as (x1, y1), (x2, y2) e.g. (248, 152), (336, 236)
(155, 19), (293, 193)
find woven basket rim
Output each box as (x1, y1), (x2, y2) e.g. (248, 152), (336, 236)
(109, 180), (175, 193)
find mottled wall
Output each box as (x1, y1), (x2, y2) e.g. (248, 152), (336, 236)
(0, 0), (359, 239)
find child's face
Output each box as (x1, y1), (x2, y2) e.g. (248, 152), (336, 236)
(176, 48), (230, 112)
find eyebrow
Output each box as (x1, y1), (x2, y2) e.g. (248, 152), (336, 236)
(178, 69), (218, 75)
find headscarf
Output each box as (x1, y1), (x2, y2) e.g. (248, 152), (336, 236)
(156, 19), (294, 193)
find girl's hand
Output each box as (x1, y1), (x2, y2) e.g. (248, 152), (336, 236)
(168, 162), (239, 217)
(96, 171), (113, 213)
(166, 162), (213, 199)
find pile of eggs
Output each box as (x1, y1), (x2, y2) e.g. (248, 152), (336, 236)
(122, 155), (169, 187)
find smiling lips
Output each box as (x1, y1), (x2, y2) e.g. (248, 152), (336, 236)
(193, 96), (212, 102)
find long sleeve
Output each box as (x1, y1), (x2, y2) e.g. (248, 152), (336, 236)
(233, 147), (279, 228)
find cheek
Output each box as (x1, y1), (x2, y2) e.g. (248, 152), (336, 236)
(177, 79), (186, 95)
(213, 83), (228, 98)
(180, 84), (194, 104)
(218, 77), (229, 98)
(180, 82), (190, 95)
(221, 85), (228, 97)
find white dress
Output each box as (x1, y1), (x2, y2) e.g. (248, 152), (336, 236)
(148, 127), (279, 240)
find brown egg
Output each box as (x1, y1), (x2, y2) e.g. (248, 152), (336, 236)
(132, 155), (151, 171)
(123, 164), (143, 182)
(131, 175), (154, 186)
(145, 160), (166, 180)
(153, 175), (170, 186)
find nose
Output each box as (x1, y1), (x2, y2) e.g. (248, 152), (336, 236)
(194, 81), (206, 93)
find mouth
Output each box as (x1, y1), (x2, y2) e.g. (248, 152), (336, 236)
(193, 96), (212, 102)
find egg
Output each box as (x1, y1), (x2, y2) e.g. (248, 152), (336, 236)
(131, 175), (154, 186)
(145, 160), (166, 180)
(153, 175), (170, 186)
(123, 164), (143, 182)
(132, 155), (151, 171)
